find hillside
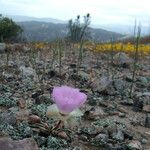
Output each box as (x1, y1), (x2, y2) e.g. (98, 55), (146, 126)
(18, 21), (123, 42)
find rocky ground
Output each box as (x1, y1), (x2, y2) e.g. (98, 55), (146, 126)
(0, 45), (150, 150)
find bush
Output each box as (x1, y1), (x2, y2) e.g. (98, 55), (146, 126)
(0, 14), (23, 42)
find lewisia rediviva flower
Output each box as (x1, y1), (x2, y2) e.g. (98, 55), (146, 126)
(46, 86), (87, 122)
(52, 86), (87, 114)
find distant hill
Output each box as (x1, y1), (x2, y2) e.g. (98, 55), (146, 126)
(18, 21), (124, 42)
(92, 24), (150, 35)
(5, 15), (66, 24)
(5, 15), (149, 36)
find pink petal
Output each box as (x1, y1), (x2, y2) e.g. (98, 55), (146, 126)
(51, 86), (87, 114)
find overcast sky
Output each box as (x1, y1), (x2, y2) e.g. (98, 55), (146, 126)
(0, 0), (149, 26)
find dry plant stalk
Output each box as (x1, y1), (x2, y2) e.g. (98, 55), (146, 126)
(129, 24), (141, 98)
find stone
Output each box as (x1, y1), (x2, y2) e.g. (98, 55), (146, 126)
(140, 138), (148, 144)
(91, 76), (116, 95)
(47, 70), (56, 78)
(0, 43), (6, 53)
(95, 133), (108, 143)
(135, 92), (150, 105)
(120, 99), (134, 106)
(119, 112), (126, 118)
(136, 92), (150, 97)
(16, 109), (30, 122)
(0, 137), (39, 150)
(84, 107), (105, 120)
(133, 99), (143, 112)
(23, 45), (31, 52)
(28, 115), (41, 124)
(38, 94), (52, 104)
(19, 66), (37, 80)
(57, 131), (68, 139)
(31, 90), (44, 99)
(79, 71), (89, 81)
(107, 144), (126, 150)
(0, 110), (16, 126)
(72, 147), (82, 150)
(70, 63), (76, 68)
(8, 61), (18, 68)
(114, 52), (132, 67)
(145, 113), (150, 128)
(128, 140), (142, 150)
(88, 96), (101, 106)
(112, 129), (124, 142)
(123, 130), (133, 140)
(91, 133), (108, 146)
(143, 105), (150, 113)
(2, 71), (14, 80)
(136, 77), (149, 87)
(113, 79), (126, 93)
(17, 99), (26, 109)
(125, 75), (133, 82)
(6, 43), (23, 52)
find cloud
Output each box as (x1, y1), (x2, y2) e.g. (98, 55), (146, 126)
(0, 0), (149, 25)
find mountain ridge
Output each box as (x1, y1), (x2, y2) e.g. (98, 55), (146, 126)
(17, 21), (124, 42)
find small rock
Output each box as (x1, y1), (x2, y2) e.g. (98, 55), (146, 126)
(121, 99), (134, 106)
(143, 105), (150, 113)
(128, 140), (142, 150)
(0, 111), (16, 126)
(0, 43), (6, 53)
(91, 76), (116, 95)
(16, 109), (30, 122)
(136, 77), (149, 87)
(72, 146), (82, 150)
(107, 125), (117, 135)
(84, 107), (105, 120)
(32, 90), (44, 99)
(114, 52), (132, 67)
(140, 138), (148, 144)
(28, 115), (41, 124)
(136, 92), (150, 97)
(23, 45), (31, 52)
(32, 90), (44, 104)
(70, 64), (76, 68)
(8, 61), (18, 68)
(133, 99), (143, 112)
(19, 66), (37, 80)
(38, 94), (52, 104)
(119, 112), (126, 118)
(135, 92), (150, 105)
(112, 129), (124, 142)
(145, 113), (150, 128)
(17, 99), (26, 109)
(6, 43), (22, 52)
(2, 71), (14, 80)
(0, 137), (39, 150)
(113, 79), (126, 93)
(107, 144), (126, 150)
(79, 135), (88, 142)
(145, 131), (150, 136)
(79, 71), (89, 81)
(123, 130), (133, 140)
(125, 75), (133, 82)
(47, 70), (56, 78)
(88, 97), (98, 106)
(91, 133), (108, 146)
(57, 131), (68, 139)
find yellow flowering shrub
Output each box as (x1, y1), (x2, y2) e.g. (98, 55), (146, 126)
(87, 42), (150, 56)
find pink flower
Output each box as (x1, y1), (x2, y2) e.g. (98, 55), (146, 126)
(52, 86), (87, 114)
